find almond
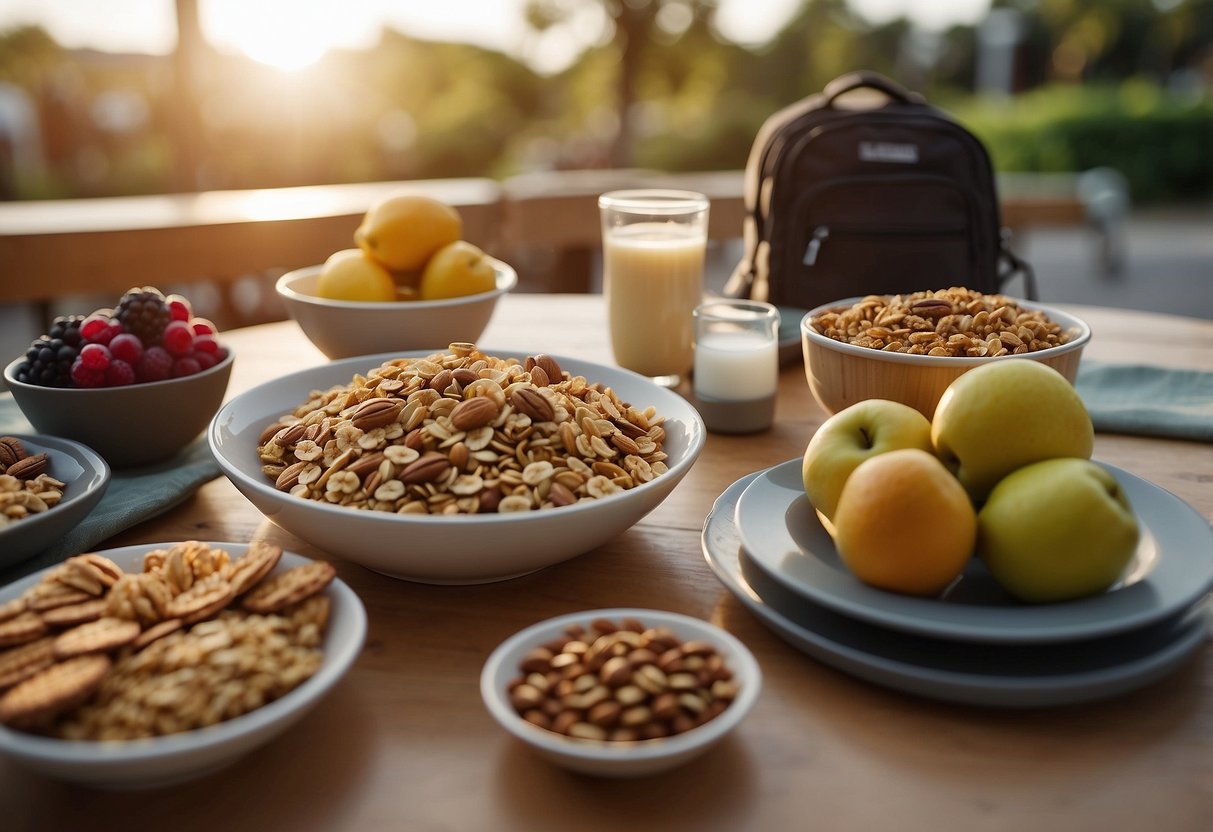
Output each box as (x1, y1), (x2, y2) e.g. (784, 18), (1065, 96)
(346, 451), (386, 481)
(350, 399), (404, 431)
(511, 388), (555, 423)
(6, 453), (48, 481)
(450, 396), (499, 431)
(427, 369), (454, 392)
(528, 365), (550, 388)
(451, 368), (479, 387)
(400, 452), (451, 484)
(528, 354), (563, 383)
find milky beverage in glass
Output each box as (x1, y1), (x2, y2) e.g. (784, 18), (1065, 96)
(599, 190), (709, 387)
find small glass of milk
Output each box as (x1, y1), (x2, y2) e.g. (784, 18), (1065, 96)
(691, 299), (780, 434)
(598, 190), (710, 388)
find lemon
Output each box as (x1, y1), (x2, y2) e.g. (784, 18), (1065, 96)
(316, 249), (398, 302)
(355, 194), (463, 272)
(418, 241), (497, 300)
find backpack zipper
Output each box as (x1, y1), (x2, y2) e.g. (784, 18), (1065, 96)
(801, 222), (969, 268)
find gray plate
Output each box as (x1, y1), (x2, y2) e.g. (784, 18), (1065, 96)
(703, 470), (1209, 708)
(738, 459), (1213, 644)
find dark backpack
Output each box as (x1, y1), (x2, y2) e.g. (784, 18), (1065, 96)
(725, 71), (1036, 310)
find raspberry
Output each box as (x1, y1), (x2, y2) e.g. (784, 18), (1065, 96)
(70, 358), (106, 388)
(109, 332), (144, 365)
(172, 356), (202, 377)
(193, 334), (220, 355)
(193, 350), (218, 371)
(81, 313), (120, 346)
(79, 343), (112, 371)
(189, 318), (217, 337)
(135, 346), (173, 383)
(105, 359), (136, 386)
(115, 287), (171, 347)
(162, 320), (195, 357)
(165, 294), (192, 322)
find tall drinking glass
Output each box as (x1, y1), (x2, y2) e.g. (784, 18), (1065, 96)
(598, 189), (710, 388)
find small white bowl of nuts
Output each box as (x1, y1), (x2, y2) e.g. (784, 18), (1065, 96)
(0, 434), (110, 572)
(801, 288), (1091, 418)
(480, 609), (761, 778)
(0, 541), (366, 789)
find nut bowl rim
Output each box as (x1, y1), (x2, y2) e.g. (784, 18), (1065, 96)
(274, 257), (518, 311)
(800, 295), (1091, 366)
(0, 433), (111, 571)
(207, 351), (707, 583)
(479, 607), (762, 777)
(0, 541), (367, 789)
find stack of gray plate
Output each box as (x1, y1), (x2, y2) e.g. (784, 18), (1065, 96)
(701, 459), (1213, 707)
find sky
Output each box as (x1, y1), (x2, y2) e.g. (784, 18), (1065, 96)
(0, 0), (993, 74)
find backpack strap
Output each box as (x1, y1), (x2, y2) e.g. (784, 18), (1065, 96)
(821, 71), (926, 107)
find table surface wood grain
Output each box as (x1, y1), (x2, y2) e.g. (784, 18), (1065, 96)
(2, 294), (1210, 832)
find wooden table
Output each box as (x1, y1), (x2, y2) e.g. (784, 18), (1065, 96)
(2, 295), (1211, 831)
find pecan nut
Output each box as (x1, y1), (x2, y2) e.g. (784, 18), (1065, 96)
(511, 388), (555, 423)
(350, 399), (404, 431)
(0, 437), (27, 469)
(910, 298), (952, 319)
(400, 452), (451, 484)
(6, 453), (49, 481)
(450, 397), (499, 431)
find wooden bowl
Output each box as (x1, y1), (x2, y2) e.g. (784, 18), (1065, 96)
(800, 297), (1090, 419)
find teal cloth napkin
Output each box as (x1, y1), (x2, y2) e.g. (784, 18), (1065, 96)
(1075, 361), (1213, 443)
(0, 394), (222, 585)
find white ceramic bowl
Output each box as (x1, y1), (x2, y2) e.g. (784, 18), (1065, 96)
(0, 434), (110, 572)
(801, 296), (1090, 418)
(4, 351), (234, 468)
(0, 542), (366, 789)
(208, 351), (706, 584)
(276, 259), (518, 359)
(480, 608), (762, 777)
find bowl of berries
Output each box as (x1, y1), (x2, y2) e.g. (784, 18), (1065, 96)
(3, 287), (234, 468)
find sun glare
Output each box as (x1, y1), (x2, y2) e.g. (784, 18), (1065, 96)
(202, 0), (371, 72)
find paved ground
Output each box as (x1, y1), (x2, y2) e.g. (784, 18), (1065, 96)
(3, 204), (1211, 374)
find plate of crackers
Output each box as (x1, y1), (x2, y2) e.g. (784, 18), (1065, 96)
(0, 540), (366, 789)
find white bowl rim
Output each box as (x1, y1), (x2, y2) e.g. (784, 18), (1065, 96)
(0, 542), (366, 766)
(3, 348), (235, 394)
(480, 607), (761, 763)
(209, 350), (706, 528)
(799, 295), (1091, 367)
(274, 257), (518, 311)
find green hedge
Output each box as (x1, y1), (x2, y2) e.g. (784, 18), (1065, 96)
(950, 82), (1213, 204)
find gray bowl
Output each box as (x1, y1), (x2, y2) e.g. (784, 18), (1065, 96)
(4, 351), (234, 468)
(0, 433), (110, 571)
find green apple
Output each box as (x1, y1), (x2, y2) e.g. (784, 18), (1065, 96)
(803, 399), (934, 523)
(978, 458), (1139, 603)
(931, 359), (1093, 501)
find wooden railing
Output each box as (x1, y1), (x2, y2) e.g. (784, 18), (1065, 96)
(0, 169), (1089, 316)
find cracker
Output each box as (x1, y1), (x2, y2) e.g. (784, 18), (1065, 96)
(241, 561), (336, 614)
(0, 654), (111, 727)
(52, 617), (141, 659)
(0, 611), (48, 648)
(40, 598), (109, 629)
(0, 636), (56, 690)
(0, 596), (26, 624)
(165, 575), (236, 625)
(27, 586), (94, 613)
(228, 540), (284, 597)
(130, 618), (184, 652)
(76, 553), (124, 586)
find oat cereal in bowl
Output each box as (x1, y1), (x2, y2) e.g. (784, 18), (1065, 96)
(801, 290), (1090, 418)
(209, 350), (706, 584)
(0, 541), (366, 789)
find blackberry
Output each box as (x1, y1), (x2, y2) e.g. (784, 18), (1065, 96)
(115, 286), (171, 347)
(15, 315), (85, 388)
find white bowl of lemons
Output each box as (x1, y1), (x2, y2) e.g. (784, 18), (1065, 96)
(275, 194), (518, 360)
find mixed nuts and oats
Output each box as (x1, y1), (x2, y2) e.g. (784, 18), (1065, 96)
(809, 288), (1073, 357)
(256, 343), (671, 516)
(0, 436), (65, 529)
